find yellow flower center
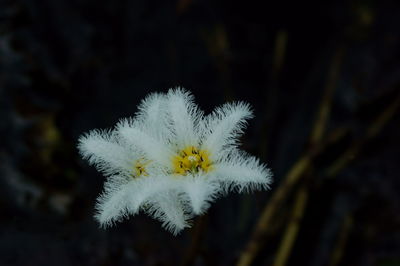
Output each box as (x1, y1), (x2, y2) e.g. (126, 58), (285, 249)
(172, 146), (213, 175)
(133, 159), (149, 177)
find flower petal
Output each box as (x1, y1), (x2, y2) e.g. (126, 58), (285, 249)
(125, 175), (176, 213)
(94, 175), (132, 227)
(134, 91), (172, 141)
(214, 150), (272, 193)
(78, 129), (133, 175)
(165, 88), (203, 149)
(145, 191), (190, 235)
(201, 102), (253, 161)
(118, 124), (174, 169)
(176, 175), (220, 215)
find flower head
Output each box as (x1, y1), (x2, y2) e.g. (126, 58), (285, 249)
(78, 88), (272, 235)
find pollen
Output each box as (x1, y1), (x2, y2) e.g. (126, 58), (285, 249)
(172, 146), (213, 175)
(133, 159), (149, 177)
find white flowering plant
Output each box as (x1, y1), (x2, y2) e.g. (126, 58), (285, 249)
(78, 88), (272, 235)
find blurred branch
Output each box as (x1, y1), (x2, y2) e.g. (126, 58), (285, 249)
(176, 0), (192, 14)
(273, 185), (309, 266)
(326, 93), (400, 178)
(272, 47), (344, 266)
(309, 47), (344, 145)
(272, 30), (288, 79)
(237, 55), (400, 266)
(237, 46), (344, 266)
(261, 30), (288, 160)
(237, 91), (399, 265)
(239, 30), (288, 235)
(236, 155), (312, 266)
(329, 215), (353, 266)
(203, 25), (234, 101)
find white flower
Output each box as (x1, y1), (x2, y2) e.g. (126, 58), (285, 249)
(78, 93), (190, 235)
(78, 88), (272, 235)
(117, 88), (272, 215)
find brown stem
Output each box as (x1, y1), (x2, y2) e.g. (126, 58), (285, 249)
(180, 215), (207, 266)
(273, 185), (309, 266)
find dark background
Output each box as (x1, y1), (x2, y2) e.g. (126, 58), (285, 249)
(1, 0), (400, 265)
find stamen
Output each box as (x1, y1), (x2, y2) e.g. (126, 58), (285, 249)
(172, 146), (213, 175)
(133, 159), (150, 178)
(187, 155), (198, 162)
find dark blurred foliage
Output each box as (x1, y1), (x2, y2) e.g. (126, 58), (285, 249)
(1, 0), (400, 265)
